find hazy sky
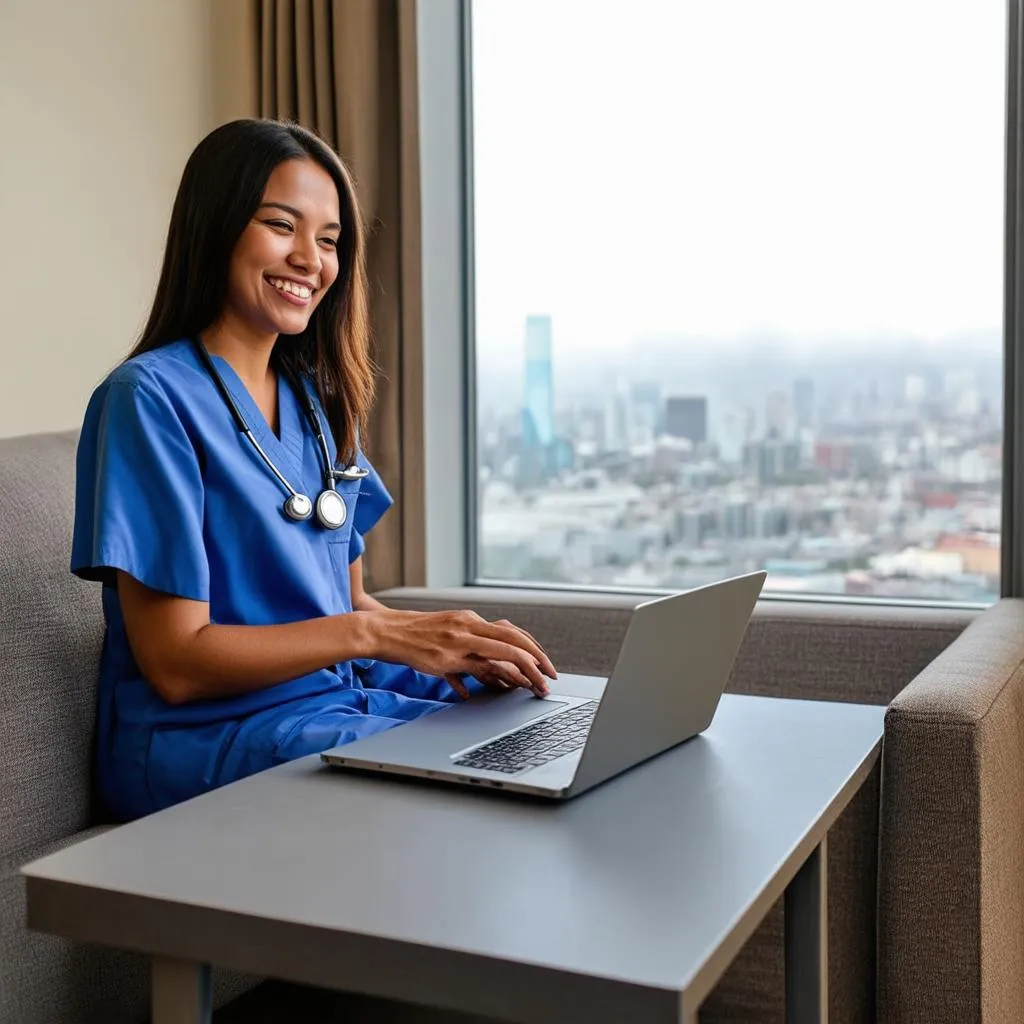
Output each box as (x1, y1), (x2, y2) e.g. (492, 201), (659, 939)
(470, 0), (1006, 368)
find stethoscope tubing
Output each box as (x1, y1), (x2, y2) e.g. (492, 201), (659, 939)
(189, 338), (363, 526)
(244, 426), (303, 500)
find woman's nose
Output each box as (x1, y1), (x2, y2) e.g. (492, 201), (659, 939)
(289, 234), (321, 272)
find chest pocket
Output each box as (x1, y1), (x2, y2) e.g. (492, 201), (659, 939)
(325, 484), (359, 592)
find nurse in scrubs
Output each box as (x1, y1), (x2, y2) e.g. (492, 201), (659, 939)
(71, 119), (557, 822)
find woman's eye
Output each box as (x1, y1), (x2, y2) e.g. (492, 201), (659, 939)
(319, 237), (339, 249)
(265, 219), (293, 232)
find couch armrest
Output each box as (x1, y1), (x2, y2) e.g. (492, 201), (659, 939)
(878, 598), (1024, 1024)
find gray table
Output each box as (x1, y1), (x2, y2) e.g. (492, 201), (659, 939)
(22, 685), (884, 1024)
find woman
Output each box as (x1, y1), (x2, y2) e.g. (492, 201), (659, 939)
(71, 119), (557, 822)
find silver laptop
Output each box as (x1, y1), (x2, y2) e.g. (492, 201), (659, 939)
(321, 571), (766, 799)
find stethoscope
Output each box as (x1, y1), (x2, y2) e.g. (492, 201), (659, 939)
(191, 338), (368, 529)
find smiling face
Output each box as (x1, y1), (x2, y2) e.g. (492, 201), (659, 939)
(222, 157), (342, 340)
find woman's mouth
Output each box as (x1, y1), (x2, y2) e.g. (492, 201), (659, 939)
(266, 276), (314, 307)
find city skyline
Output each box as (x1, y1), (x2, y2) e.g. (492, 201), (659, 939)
(482, 314), (1002, 450)
(476, 318), (1003, 426)
(474, 312), (1002, 603)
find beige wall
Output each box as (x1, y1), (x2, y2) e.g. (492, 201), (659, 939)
(0, 1), (229, 438)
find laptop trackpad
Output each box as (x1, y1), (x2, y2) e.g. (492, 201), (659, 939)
(326, 691), (572, 764)
(449, 692), (570, 740)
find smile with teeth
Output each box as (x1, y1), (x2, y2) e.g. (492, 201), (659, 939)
(267, 276), (314, 300)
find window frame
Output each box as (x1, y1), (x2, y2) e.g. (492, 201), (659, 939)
(414, 0), (1024, 605)
(1003, 0), (1024, 597)
(413, 0), (473, 588)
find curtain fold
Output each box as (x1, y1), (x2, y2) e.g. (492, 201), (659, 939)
(248, 0), (413, 591)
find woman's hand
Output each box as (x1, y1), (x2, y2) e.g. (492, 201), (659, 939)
(357, 608), (557, 698)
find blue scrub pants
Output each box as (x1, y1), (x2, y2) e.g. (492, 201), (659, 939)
(105, 665), (474, 821)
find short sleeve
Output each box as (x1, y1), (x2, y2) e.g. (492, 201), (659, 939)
(348, 451), (394, 565)
(348, 528), (366, 564)
(71, 373), (209, 600)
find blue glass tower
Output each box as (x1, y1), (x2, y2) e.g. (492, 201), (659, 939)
(522, 315), (554, 447)
(520, 313), (561, 485)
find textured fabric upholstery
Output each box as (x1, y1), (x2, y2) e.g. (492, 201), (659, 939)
(0, 430), (257, 1023)
(0, 430), (105, 856)
(879, 599), (1024, 1024)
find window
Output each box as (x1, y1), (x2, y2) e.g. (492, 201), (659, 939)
(467, 0), (1006, 603)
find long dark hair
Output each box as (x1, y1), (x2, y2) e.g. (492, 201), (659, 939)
(127, 118), (373, 466)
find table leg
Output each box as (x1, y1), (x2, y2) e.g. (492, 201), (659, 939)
(785, 836), (828, 1024)
(152, 956), (212, 1024)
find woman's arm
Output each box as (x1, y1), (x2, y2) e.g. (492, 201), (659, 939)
(349, 556), (388, 612)
(118, 571), (377, 704)
(118, 571), (556, 706)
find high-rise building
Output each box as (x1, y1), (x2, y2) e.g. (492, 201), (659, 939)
(718, 406), (747, 464)
(744, 438), (801, 483)
(630, 380), (662, 440)
(793, 377), (814, 431)
(518, 315), (556, 485)
(664, 396), (707, 446)
(724, 499), (755, 540)
(522, 315), (555, 449)
(604, 376), (630, 453)
(765, 390), (789, 439)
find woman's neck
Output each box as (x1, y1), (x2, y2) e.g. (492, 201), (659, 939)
(199, 317), (278, 393)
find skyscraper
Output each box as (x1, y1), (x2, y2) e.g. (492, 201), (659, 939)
(522, 315), (555, 449)
(630, 380), (662, 442)
(604, 383), (630, 453)
(765, 390), (789, 439)
(664, 396), (708, 446)
(793, 377), (814, 431)
(519, 315), (556, 485)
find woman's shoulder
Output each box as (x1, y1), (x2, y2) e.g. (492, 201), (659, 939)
(81, 340), (203, 439)
(103, 339), (197, 394)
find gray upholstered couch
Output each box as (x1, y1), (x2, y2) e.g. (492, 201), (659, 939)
(2, 428), (1022, 1023)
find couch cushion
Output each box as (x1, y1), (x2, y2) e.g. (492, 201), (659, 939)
(0, 430), (104, 857)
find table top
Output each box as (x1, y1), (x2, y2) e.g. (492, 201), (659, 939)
(23, 686), (884, 1024)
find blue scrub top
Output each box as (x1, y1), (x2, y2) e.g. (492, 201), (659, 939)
(72, 338), (465, 821)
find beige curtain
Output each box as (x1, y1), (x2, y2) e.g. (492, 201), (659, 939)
(222, 0), (423, 591)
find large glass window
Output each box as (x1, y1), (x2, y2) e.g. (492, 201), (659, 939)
(469, 0), (1005, 602)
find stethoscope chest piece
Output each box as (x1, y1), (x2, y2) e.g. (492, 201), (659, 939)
(315, 488), (347, 530)
(284, 493), (314, 522)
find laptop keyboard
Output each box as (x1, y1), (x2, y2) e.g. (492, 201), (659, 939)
(453, 701), (599, 775)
